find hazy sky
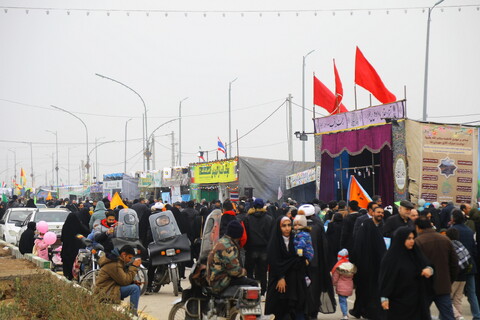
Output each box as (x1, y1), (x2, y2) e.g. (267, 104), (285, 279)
(1, 0), (479, 187)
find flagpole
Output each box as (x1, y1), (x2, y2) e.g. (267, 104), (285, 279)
(354, 86), (358, 110)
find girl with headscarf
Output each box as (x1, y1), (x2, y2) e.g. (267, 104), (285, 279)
(25, 198), (37, 208)
(265, 216), (308, 320)
(378, 226), (433, 320)
(61, 212), (90, 280)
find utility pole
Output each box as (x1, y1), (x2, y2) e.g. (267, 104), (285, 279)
(29, 143), (34, 189)
(124, 118), (132, 173)
(170, 131), (175, 167)
(152, 135), (155, 170)
(228, 78), (238, 159)
(178, 97), (188, 166)
(288, 94), (293, 161)
(302, 50), (315, 162)
(8, 149), (16, 186)
(68, 148), (71, 186)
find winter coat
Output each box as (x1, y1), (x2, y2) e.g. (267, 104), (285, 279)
(415, 228), (458, 295)
(207, 235), (246, 294)
(34, 237), (49, 260)
(332, 262), (356, 296)
(244, 208), (273, 250)
(89, 201), (107, 229)
(94, 255), (138, 303)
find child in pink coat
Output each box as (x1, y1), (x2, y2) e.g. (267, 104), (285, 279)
(331, 249), (357, 320)
(34, 233), (50, 261)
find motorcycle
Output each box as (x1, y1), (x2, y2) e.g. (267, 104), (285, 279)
(112, 208), (149, 295)
(168, 209), (268, 320)
(148, 210), (191, 296)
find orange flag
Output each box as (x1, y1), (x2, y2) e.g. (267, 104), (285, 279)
(347, 175), (372, 209)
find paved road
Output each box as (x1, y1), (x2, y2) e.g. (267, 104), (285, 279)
(139, 274), (474, 320)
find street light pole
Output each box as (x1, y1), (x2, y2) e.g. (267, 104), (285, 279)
(94, 137), (105, 183)
(51, 105), (89, 185)
(95, 73), (150, 170)
(228, 78), (237, 158)
(302, 49), (315, 162)
(46, 130), (59, 196)
(178, 97), (189, 166)
(422, 0), (444, 121)
(124, 118), (132, 173)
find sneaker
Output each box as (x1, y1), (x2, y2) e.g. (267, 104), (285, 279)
(341, 316), (349, 320)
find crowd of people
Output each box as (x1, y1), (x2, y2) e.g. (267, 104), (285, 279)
(2, 194), (480, 319)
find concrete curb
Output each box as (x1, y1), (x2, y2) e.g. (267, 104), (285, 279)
(0, 240), (51, 269)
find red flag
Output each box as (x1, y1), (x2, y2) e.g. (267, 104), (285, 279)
(313, 75), (348, 115)
(333, 59), (343, 113)
(355, 47), (396, 104)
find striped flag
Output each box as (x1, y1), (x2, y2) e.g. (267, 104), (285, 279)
(217, 137), (226, 154)
(20, 168), (27, 187)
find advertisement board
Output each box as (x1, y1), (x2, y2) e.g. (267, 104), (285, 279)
(420, 124), (477, 203)
(191, 159), (238, 184)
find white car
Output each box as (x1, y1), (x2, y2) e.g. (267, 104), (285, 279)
(15, 208), (71, 245)
(0, 208), (38, 244)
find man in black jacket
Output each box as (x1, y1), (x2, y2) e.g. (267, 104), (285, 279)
(244, 198), (272, 296)
(382, 200), (414, 238)
(131, 198), (149, 223)
(340, 200), (362, 253)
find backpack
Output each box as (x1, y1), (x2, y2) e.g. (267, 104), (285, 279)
(452, 240), (473, 273)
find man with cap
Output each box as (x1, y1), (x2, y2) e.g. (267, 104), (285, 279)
(382, 200), (414, 238)
(207, 220), (257, 294)
(244, 198), (273, 296)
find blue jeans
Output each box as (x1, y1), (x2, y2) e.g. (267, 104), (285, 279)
(120, 284), (140, 311)
(339, 295), (348, 316)
(465, 274), (480, 319)
(428, 294), (455, 320)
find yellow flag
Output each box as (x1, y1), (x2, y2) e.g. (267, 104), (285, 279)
(110, 192), (127, 210)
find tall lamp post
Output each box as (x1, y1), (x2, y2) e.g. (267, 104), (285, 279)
(95, 73), (150, 170)
(46, 130), (59, 195)
(124, 118), (132, 173)
(178, 97), (189, 166)
(228, 78), (237, 158)
(51, 105), (89, 185)
(422, 0), (445, 121)
(302, 49), (315, 162)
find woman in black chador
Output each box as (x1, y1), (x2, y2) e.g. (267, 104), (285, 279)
(60, 212), (90, 280)
(379, 226), (433, 320)
(265, 216), (308, 320)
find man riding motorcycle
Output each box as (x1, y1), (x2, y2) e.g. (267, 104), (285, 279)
(206, 220), (257, 294)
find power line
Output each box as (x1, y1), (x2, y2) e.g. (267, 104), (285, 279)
(0, 97), (284, 119)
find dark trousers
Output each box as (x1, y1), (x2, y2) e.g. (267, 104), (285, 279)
(245, 249), (268, 295)
(427, 294), (455, 320)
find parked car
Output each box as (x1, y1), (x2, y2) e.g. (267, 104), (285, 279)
(16, 208), (71, 246)
(0, 208), (38, 244)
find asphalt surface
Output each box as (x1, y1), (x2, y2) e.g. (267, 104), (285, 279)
(138, 271), (474, 320)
